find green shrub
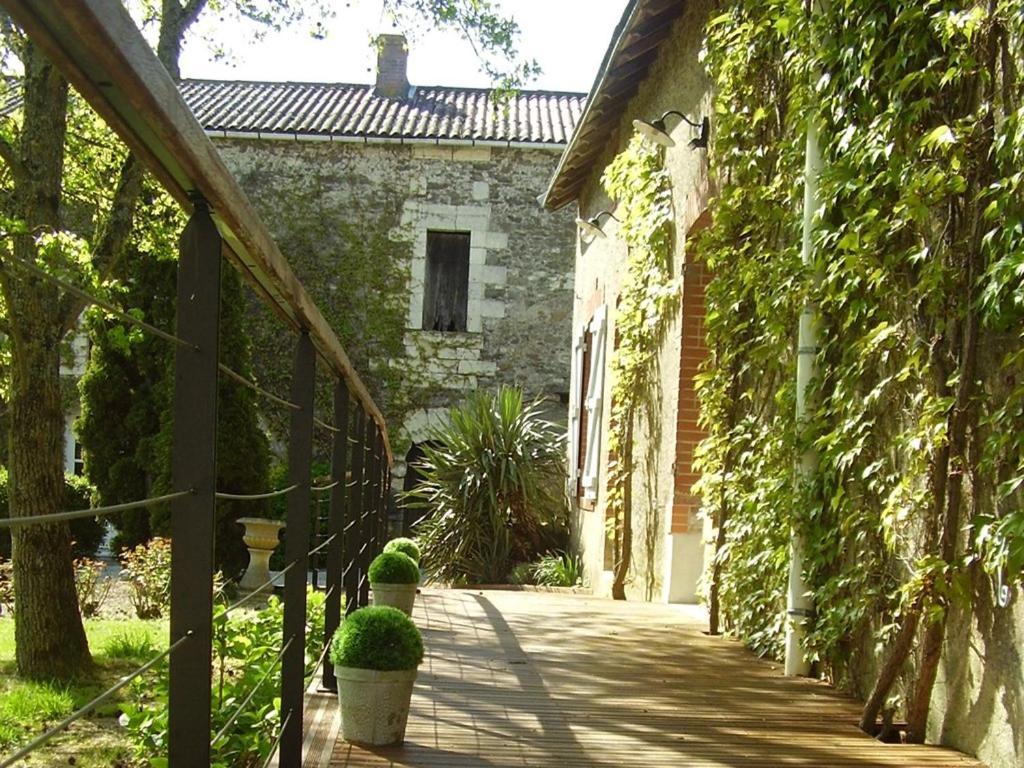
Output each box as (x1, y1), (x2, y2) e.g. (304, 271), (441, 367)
(383, 537), (421, 564)
(120, 537), (171, 619)
(123, 587), (326, 766)
(0, 468), (105, 559)
(532, 551), (582, 588)
(74, 557), (113, 617)
(368, 551), (420, 585)
(402, 387), (570, 584)
(330, 606), (423, 671)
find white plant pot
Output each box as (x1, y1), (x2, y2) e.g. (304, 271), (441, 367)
(371, 582), (417, 616)
(335, 666), (418, 746)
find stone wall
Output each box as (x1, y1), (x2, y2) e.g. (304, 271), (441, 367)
(211, 138), (576, 475)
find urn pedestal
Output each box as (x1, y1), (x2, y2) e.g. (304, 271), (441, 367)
(237, 517), (285, 593)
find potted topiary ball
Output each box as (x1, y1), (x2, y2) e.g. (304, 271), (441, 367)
(369, 550), (420, 616)
(331, 605), (424, 746)
(383, 536), (421, 565)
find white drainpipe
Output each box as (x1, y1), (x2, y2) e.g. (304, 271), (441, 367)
(785, 115), (822, 678)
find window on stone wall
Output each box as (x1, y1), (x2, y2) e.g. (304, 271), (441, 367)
(422, 230), (470, 332)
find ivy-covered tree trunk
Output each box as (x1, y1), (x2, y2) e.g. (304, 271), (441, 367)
(3, 42), (91, 680)
(611, 411), (635, 601)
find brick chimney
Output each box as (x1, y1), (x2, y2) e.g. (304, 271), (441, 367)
(375, 34), (409, 98)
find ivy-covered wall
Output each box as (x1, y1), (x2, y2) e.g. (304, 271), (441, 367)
(565, 2), (1022, 767)
(211, 138), (576, 474)
(570, 0), (714, 603)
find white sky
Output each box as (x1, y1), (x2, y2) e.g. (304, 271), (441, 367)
(179, 0), (626, 93)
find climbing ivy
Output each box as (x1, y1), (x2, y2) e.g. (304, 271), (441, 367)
(696, 0), (1023, 733)
(600, 134), (679, 600)
(236, 171), (421, 460)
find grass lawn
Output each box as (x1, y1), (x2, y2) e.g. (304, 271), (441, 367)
(0, 616), (167, 767)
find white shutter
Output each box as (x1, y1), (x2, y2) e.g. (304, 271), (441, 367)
(582, 305), (607, 500)
(567, 325), (587, 490)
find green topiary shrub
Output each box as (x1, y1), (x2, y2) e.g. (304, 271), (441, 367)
(330, 606), (424, 671)
(383, 537), (421, 564)
(368, 551), (420, 585)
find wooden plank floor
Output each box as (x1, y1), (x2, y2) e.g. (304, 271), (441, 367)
(308, 588), (983, 768)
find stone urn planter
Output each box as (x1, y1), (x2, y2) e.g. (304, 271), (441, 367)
(237, 517), (285, 593)
(368, 551), (420, 616)
(331, 606), (424, 746)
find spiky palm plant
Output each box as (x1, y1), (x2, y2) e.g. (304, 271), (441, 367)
(403, 387), (569, 584)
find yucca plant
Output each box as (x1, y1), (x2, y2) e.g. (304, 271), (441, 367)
(532, 551), (583, 588)
(403, 387), (569, 584)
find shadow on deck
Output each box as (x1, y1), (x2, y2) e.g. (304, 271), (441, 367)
(300, 589), (983, 768)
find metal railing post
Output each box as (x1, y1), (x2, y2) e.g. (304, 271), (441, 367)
(359, 424), (377, 608)
(279, 332), (316, 768)
(383, 460), (392, 541)
(375, 427), (386, 546)
(169, 199), (221, 768)
(322, 380), (349, 691)
(348, 409), (367, 611)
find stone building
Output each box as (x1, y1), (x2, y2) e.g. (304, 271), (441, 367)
(178, 35), (585, 490)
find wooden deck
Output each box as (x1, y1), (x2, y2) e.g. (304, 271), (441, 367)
(302, 588), (983, 768)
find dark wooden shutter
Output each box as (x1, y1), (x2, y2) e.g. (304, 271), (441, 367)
(423, 231), (470, 332)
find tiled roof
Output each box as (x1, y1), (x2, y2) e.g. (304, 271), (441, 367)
(179, 80), (586, 145)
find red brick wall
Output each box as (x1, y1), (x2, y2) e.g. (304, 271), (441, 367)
(671, 259), (711, 534)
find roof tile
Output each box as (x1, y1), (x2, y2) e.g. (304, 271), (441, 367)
(179, 79), (585, 145)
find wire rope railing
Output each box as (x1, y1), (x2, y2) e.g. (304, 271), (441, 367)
(0, 490), (192, 528)
(0, 242), (393, 768)
(215, 485), (298, 502)
(311, 479), (340, 492)
(211, 636), (295, 746)
(313, 416), (340, 434)
(260, 710), (294, 768)
(1, 257), (304, 418)
(218, 362), (302, 412)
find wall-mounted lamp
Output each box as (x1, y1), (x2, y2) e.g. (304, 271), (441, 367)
(575, 210), (620, 240)
(633, 110), (709, 149)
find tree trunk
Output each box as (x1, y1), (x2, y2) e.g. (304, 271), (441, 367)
(905, 6), (997, 737)
(708, 483), (728, 635)
(860, 341), (953, 733)
(858, 594), (923, 734)
(5, 40), (91, 680)
(611, 412), (634, 600)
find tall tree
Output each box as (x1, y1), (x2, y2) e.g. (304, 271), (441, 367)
(0, 0), (536, 680)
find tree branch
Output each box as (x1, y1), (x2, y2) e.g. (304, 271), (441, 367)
(0, 132), (27, 186)
(57, 154), (144, 338)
